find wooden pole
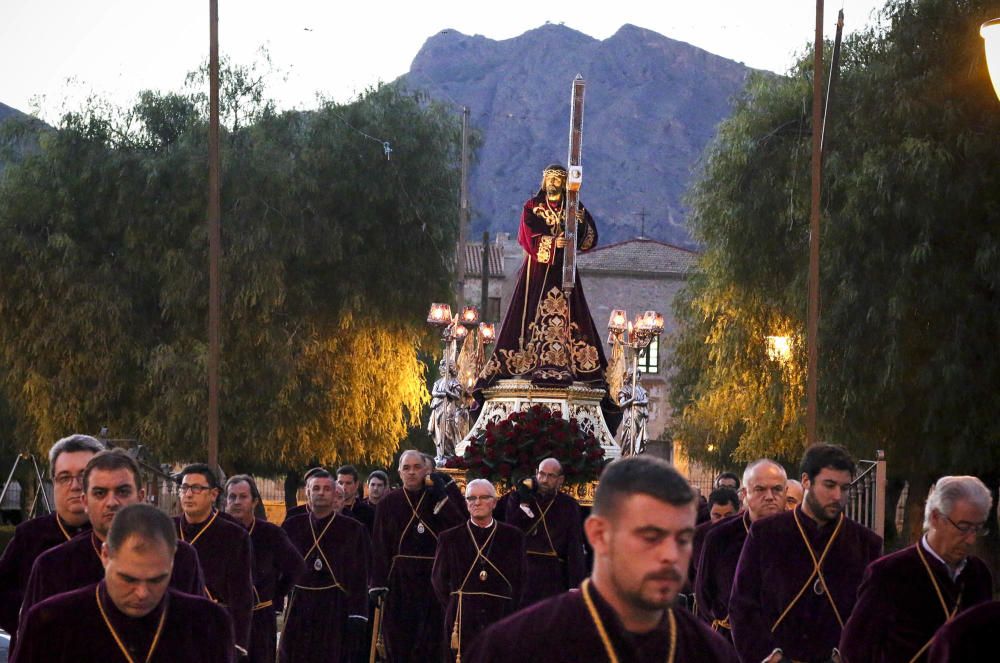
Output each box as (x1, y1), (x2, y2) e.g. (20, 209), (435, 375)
(456, 107), (470, 309)
(207, 0), (221, 469)
(480, 231), (490, 318)
(806, 0), (824, 447)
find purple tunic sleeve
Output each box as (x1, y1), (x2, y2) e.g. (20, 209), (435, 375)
(172, 541), (207, 596)
(728, 522), (777, 661)
(272, 524), (305, 605)
(431, 534), (451, 608)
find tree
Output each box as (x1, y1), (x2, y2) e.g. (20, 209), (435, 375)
(0, 66), (463, 474)
(670, 0), (1000, 539)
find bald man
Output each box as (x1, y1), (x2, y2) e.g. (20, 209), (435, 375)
(504, 458), (587, 606)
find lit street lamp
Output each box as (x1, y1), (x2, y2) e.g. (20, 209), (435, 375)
(982, 18), (1000, 101)
(608, 309), (664, 456)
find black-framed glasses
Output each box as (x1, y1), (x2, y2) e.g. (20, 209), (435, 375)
(945, 515), (989, 536)
(179, 484), (212, 495)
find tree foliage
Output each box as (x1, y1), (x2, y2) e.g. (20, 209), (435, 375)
(0, 66), (462, 473)
(670, 0), (1000, 491)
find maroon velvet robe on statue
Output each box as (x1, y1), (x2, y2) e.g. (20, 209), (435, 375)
(245, 518), (305, 663)
(21, 531), (205, 614)
(432, 520), (526, 662)
(371, 486), (466, 663)
(174, 511), (254, 654)
(503, 491), (586, 606)
(0, 513), (90, 648)
(11, 582), (234, 663)
(695, 511), (751, 637)
(465, 579), (739, 662)
(729, 507), (882, 663)
(927, 598), (1000, 662)
(477, 192), (605, 389)
(279, 511), (370, 663)
(838, 540), (993, 663)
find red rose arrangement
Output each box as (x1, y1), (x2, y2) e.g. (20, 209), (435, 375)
(446, 404), (607, 487)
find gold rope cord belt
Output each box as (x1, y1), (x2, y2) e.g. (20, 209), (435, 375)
(906, 543), (963, 663)
(96, 585), (168, 663)
(771, 511), (845, 632)
(711, 615), (731, 632)
(253, 600), (273, 611)
(581, 578), (675, 663)
(387, 553), (434, 580)
(451, 523), (511, 662)
(525, 498), (559, 557)
(293, 582), (345, 592)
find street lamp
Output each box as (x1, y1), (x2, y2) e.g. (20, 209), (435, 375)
(766, 335), (793, 363)
(607, 308), (664, 456)
(982, 18), (1000, 101)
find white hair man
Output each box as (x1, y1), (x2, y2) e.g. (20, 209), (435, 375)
(0, 434), (104, 650)
(695, 459), (787, 640)
(840, 475), (994, 661)
(432, 479), (526, 662)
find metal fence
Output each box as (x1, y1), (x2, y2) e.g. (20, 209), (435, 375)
(846, 450), (887, 538)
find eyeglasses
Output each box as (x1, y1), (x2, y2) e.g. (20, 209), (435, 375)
(54, 473), (85, 487)
(945, 515), (989, 537)
(179, 484), (212, 495)
(466, 495), (496, 503)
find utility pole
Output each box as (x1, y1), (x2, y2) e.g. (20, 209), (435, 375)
(806, 0), (824, 447)
(456, 107), (470, 309)
(480, 231), (490, 319)
(207, 0), (221, 470)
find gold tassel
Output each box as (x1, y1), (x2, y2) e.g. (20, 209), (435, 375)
(451, 618), (460, 651)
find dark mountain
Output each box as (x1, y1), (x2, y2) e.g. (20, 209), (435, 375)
(399, 23), (757, 247)
(0, 101), (48, 173)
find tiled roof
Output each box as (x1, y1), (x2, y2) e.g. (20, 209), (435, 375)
(462, 242), (506, 278)
(577, 238), (699, 275)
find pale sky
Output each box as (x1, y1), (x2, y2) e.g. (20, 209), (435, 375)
(2, 0), (889, 123)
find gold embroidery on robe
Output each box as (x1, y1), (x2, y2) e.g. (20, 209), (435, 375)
(495, 287), (601, 377)
(580, 223), (595, 250)
(536, 236), (553, 264)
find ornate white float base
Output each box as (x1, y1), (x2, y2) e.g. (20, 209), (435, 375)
(457, 379), (620, 460)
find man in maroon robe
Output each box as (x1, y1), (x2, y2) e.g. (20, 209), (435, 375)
(503, 458), (586, 606)
(337, 465), (375, 532)
(225, 475), (305, 663)
(11, 503), (234, 663)
(839, 475), (994, 662)
(730, 445), (883, 663)
(175, 463), (254, 658)
(371, 450), (466, 663)
(466, 456), (738, 662)
(282, 467), (327, 523)
(927, 598), (1000, 662)
(695, 460), (787, 640)
(433, 479), (526, 662)
(0, 434), (103, 649)
(279, 471), (370, 662)
(686, 487), (740, 599)
(22, 449), (205, 613)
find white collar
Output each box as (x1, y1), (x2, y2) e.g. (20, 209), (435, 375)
(921, 535), (967, 582)
(470, 518), (495, 529)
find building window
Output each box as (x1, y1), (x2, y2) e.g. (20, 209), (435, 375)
(639, 336), (659, 374)
(486, 297), (502, 323)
